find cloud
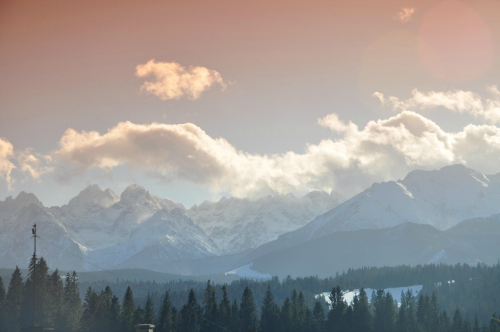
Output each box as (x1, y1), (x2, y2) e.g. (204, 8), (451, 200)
(0, 138), (54, 190)
(136, 60), (227, 100)
(53, 111), (500, 198)
(394, 7), (415, 23)
(374, 86), (500, 123)
(0, 138), (16, 189)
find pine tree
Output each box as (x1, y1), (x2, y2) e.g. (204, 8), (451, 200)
(5, 266), (24, 332)
(219, 285), (231, 330)
(121, 286), (136, 332)
(453, 307), (463, 332)
(312, 301), (326, 332)
(179, 289), (201, 332)
(134, 305), (145, 326)
(259, 286), (280, 332)
(62, 271), (82, 332)
(45, 269), (64, 329)
(201, 280), (218, 332)
(144, 294), (156, 324)
(279, 298), (293, 332)
(108, 295), (122, 332)
(0, 276), (6, 332)
(239, 286), (258, 332)
(327, 285), (347, 331)
(95, 286), (114, 332)
(373, 289), (396, 332)
(81, 287), (98, 332)
(472, 313), (481, 332)
(230, 300), (240, 332)
(353, 288), (371, 332)
(157, 291), (174, 332)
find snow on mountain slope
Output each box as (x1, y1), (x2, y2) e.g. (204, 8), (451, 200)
(187, 191), (344, 254)
(0, 192), (84, 270)
(89, 208), (220, 268)
(59, 184), (186, 250)
(273, 164), (500, 247)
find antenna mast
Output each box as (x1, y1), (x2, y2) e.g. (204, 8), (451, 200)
(31, 224), (37, 327)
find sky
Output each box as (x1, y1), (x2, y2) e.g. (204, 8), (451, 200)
(1, 0), (500, 208)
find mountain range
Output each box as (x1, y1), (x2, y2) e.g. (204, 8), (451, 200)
(1, 164), (499, 277)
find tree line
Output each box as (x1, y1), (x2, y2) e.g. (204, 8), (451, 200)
(0, 256), (499, 331)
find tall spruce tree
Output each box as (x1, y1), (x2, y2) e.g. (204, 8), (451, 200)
(219, 285), (231, 330)
(312, 301), (326, 332)
(230, 300), (240, 332)
(121, 286), (136, 332)
(81, 287), (98, 332)
(353, 288), (371, 332)
(109, 295), (122, 332)
(157, 291), (174, 332)
(5, 267), (23, 332)
(259, 286), (280, 332)
(45, 269), (64, 329)
(144, 294), (156, 324)
(0, 276), (6, 332)
(279, 298), (294, 332)
(62, 271), (82, 332)
(179, 289), (201, 332)
(327, 285), (347, 331)
(201, 280), (218, 332)
(239, 286), (258, 332)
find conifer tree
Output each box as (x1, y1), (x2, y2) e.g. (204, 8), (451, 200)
(473, 313), (481, 332)
(239, 286), (258, 332)
(353, 288), (371, 332)
(201, 280), (218, 332)
(179, 289), (201, 332)
(259, 286), (280, 332)
(157, 291), (174, 332)
(0, 276), (6, 331)
(134, 305), (145, 326)
(327, 285), (347, 331)
(453, 307), (463, 332)
(280, 298), (293, 332)
(121, 286), (136, 332)
(312, 301), (326, 332)
(62, 271), (82, 332)
(5, 266), (23, 332)
(230, 299), (240, 332)
(81, 287), (98, 332)
(144, 294), (156, 324)
(109, 295), (122, 332)
(219, 285), (231, 330)
(45, 269), (64, 329)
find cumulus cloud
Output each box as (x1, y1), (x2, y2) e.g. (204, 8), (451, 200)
(52, 111), (500, 198)
(374, 86), (500, 123)
(0, 139), (52, 190)
(136, 60), (227, 100)
(0, 138), (16, 189)
(394, 7), (415, 23)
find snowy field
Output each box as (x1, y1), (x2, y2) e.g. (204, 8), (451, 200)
(225, 263), (272, 279)
(315, 285), (423, 307)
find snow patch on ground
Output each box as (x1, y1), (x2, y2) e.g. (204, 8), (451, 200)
(225, 263), (272, 279)
(315, 285), (423, 307)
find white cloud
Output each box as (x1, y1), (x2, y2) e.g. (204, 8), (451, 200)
(374, 86), (500, 123)
(0, 138), (16, 190)
(394, 7), (415, 23)
(52, 111), (500, 198)
(136, 59), (227, 100)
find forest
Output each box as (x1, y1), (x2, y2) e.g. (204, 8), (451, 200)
(0, 255), (499, 332)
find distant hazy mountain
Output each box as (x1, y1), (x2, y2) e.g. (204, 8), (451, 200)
(187, 191), (343, 254)
(245, 214), (500, 278)
(267, 165), (500, 252)
(0, 184), (342, 271)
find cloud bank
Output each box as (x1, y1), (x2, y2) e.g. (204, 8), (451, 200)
(374, 86), (500, 123)
(52, 111), (500, 198)
(136, 60), (227, 100)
